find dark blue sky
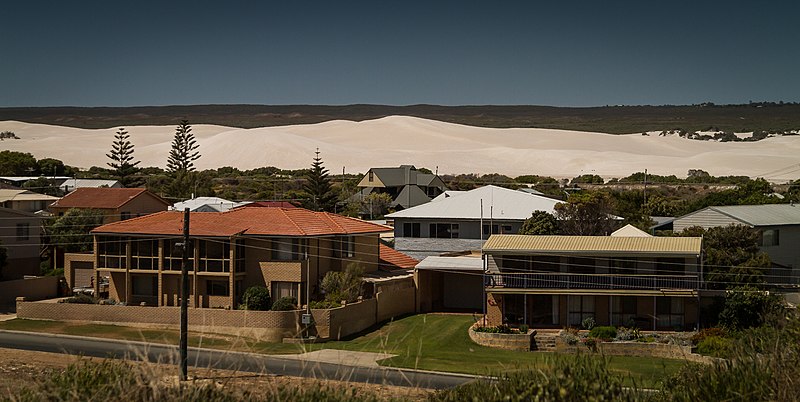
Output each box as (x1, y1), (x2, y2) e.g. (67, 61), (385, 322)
(2, 1), (798, 107)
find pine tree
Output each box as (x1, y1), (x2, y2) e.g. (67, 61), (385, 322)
(166, 120), (200, 173)
(106, 127), (140, 184)
(303, 148), (337, 212)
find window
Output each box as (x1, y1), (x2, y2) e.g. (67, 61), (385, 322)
(130, 239), (158, 270)
(656, 258), (685, 275)
(120, 212), (131, 221)
(501, 224), (513, 234)
(97, 236), (127, 269)
(272, 281), (298, 300)
(163, 239), (193, 271)
(532, 256), (560, 272)
(198, 239), (231, 272)
(568, 296), (595, 326)
(761, 229), (780, 247)
(206, 280), (230, 297)
(501, 255), (530, 271)
(402, 222), (421, 238)
(429, 223), (459, 239)
(337, 236), (355, 258)
(16, 223), (29, 241)
(568, 257), (595, 274)
(611, 258), (636, 274)
(131, 275), (157, 297)
(272, 238), (302, 261)
(368, 171), (374, 182)
(611, 296), (638, 326)
(657, 297), (685, 329)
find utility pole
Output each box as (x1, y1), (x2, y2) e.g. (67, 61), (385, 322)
(179, 208), (190, 381)
(643, 168), (648, 213)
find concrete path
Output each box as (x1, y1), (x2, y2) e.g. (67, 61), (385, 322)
(0, 313), (16, 322)
(274, 349), (396, 368)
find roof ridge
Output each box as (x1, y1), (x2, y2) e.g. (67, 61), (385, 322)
(280, 208), (307, 236)
(321, 212), (347, 233)
(92, 210), (173, 233)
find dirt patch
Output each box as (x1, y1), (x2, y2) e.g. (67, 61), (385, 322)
(0, 348), (432, 401)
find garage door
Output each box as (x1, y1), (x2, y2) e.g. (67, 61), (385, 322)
(72, 261), (94, 288)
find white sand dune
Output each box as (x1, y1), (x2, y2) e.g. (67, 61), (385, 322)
(0, 116), (798, 181)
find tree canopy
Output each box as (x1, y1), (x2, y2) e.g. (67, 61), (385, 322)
(678, 225), (771, 289)
(518, 210), (558, 235)
(45, 208), (105, 253)
(554, 192), (618, 235)
(106, 127), (140, 184)
(302, 149), (337, 212)
(166, 120), (200, 173)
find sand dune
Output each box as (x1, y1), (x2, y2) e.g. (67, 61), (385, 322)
(0, 116), (798, 181)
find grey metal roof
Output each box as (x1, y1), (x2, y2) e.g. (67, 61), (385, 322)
(416, 256), (484, 271)
(391, 185), (432, 209)
(386, 185), (561, 220)
(705, 204), (800, 226)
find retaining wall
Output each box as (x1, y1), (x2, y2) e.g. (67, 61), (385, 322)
(555, 338), (716, 364)
(469, 324), (533, 351)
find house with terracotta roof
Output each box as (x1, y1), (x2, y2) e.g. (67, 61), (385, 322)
(88, 207), (392, 309)
(49, 188), (170, 224)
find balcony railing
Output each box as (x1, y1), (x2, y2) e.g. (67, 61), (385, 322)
(486, 272), (699, 291)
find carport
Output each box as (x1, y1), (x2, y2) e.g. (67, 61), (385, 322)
(415, 255), (484, 312)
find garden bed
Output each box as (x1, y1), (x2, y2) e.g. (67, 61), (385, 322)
(468, 323), (534, 351)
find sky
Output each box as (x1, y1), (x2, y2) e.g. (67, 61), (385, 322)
(2, 1), (799, 107)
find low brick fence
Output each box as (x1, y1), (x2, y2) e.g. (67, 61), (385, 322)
(468, 323), (534, 351)
(15, 287), (416, 343)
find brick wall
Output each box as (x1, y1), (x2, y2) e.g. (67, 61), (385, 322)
(326, 299), (377, 340)
(0, 277), (58, 306)
(17, 301), (302, 342)
(376, 287), (415, 322)
(64, 253), (94, 288)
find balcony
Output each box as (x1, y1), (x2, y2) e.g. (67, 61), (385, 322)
(486, 272), (699, 291)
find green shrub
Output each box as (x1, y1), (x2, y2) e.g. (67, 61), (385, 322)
(588, 326), (617, 341)
(691, 327), (728, 345)
(581, 316), (596, 330)
(271, 296), (298, 311)
(583, 337), (598, 351)
(519, 324), (529, 333)
(320, 264), (364, 304)
(60, 294), (96, 304)
(696, 335), (733, 358)
(615, 326), (640, 341)
(308, 299), (341, 309)
(240, 286), (271, 311)
(719, 286), (784, 330)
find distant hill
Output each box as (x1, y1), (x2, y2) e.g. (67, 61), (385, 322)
(1, 103), (799, 134)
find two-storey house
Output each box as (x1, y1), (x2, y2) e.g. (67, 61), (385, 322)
(89, 207), (391, 308)
(482, 231), (703, 331)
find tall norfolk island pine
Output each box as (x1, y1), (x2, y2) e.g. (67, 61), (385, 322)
(166, 120), (200, 173)
(106, 127), (140, 184)
(303, 148), (337, 212)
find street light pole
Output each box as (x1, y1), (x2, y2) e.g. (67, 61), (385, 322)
(179, 208), (190, 381)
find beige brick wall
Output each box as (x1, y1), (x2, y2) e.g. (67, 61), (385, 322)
(376, 287), (416, 322)
(64, 253), (94, 288)
(327, 299), (377, 340)
(0, 277), (58, 306)
(486, 293), (503, 326)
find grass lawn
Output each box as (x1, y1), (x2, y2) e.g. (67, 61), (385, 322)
(0, 314), (685, 387)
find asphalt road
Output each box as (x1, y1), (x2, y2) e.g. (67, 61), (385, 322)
(0, 330), (475, 389)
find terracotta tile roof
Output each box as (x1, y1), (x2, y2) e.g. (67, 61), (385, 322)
(379, 244), (419, 269)
(238, 201), (299, 208)
(92, 207), (393, 237)
(51, 188), (169, 209)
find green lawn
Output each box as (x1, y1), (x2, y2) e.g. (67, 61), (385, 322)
(0, 314), (685, 387)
